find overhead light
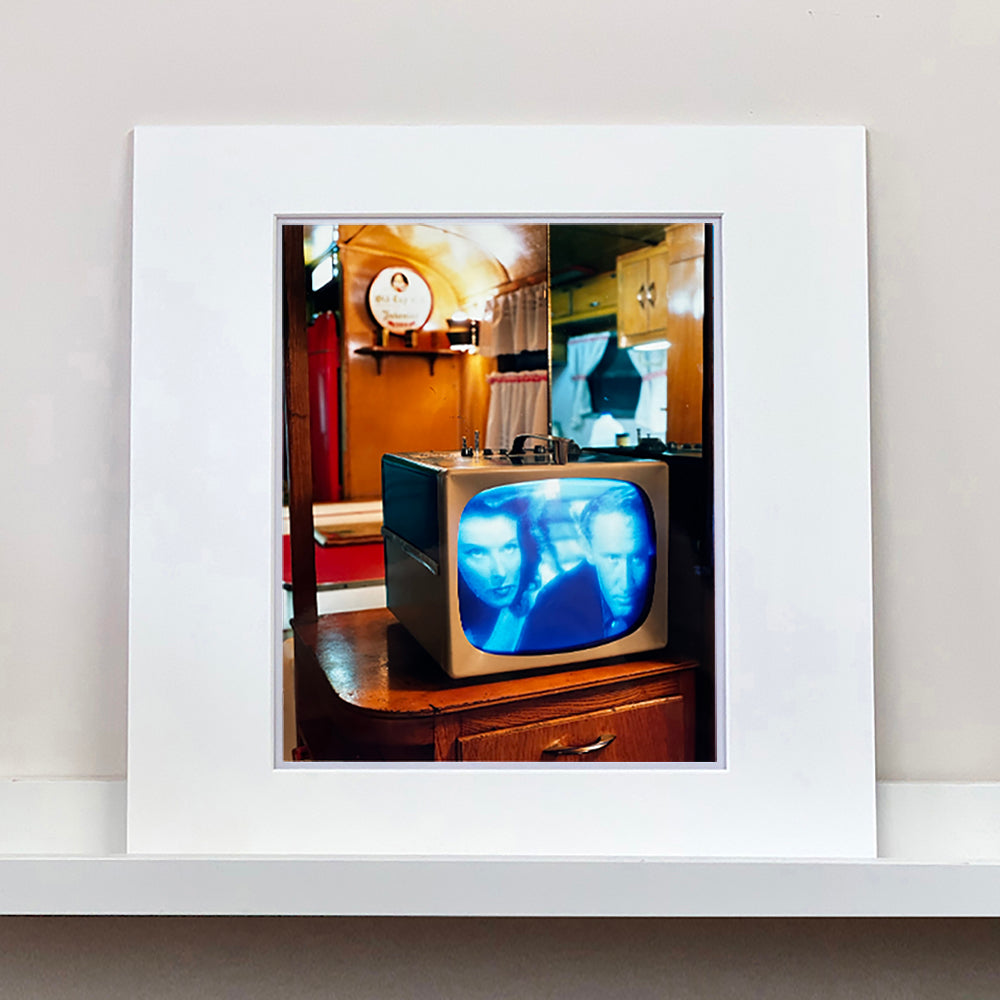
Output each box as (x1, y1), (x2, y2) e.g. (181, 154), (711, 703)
(632, 339), (671, 352)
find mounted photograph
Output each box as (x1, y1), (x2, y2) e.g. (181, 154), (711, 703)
(128, 124), (873, 858)
(280, 219), (717, 764)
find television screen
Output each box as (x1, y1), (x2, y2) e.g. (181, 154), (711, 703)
(457, 479), (656, 655)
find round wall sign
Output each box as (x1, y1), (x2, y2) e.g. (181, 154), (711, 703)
(367, 267), (433, 332)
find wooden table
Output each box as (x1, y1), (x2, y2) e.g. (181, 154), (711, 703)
(292, 608), (697, 763)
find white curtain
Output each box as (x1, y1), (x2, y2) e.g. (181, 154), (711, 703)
(550, 331), (611, 436)
(480, 284), (548, 357)
(627, 347), (668, 438)
(587, 413), (627, 448)
(484, 370), (549, 451)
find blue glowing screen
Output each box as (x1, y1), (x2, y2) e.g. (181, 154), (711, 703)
(457, 479), (655, 655)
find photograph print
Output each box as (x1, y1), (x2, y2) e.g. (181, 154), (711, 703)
(280, 220), (716, 764)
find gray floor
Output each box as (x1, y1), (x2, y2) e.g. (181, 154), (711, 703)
(1, 917), (998, 999)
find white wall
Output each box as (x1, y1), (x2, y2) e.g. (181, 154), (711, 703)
(4, 0), (996, 783)
(2, 0), (998, 989)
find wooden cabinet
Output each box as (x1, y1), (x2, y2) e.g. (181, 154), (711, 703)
(552, 271), (618, 327)
(616, 224), (706, 445)
(551, 285), (572, 322)
(457, 696), (687, 762)
(617, 249), (671, 343)
(292, 608), (697, 763)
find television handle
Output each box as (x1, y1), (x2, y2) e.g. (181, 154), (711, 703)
(509, 433), (579, 465)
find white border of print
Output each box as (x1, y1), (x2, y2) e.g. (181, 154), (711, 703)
(128, 125), (874, 858)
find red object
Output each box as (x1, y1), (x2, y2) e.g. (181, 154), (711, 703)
(281, 535), (384, 587)
(296, 312), (382, 589)
(308, 312), (341, 501)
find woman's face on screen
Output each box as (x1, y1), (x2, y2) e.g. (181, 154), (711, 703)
(457, 514), (522, 609)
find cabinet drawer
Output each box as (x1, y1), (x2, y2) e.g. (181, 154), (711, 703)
(457, 696), (687, 762)
(572, 271), (618, 316)
(553, 272), (617, 325)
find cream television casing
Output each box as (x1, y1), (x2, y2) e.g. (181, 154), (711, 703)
(381, 452), (669, 678)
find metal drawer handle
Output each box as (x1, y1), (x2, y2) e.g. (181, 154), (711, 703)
(646, 281), (656, 306)
(542, 734), (616, 756)
(636, 284), (646, 308)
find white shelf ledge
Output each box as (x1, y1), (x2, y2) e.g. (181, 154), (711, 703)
(1, 855), (999, 916)
(1, 779), (997, 915)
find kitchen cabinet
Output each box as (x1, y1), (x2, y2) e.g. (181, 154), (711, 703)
(617, 248), (671, 344)
(552, 271), (618, 327)
(616, 224), (706, 445)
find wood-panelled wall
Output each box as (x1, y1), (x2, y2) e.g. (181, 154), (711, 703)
(664, 225), (705, 446)
(340, 245), (493, 499)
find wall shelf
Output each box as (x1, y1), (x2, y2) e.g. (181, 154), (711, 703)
(354, 346), (457, 376)
(1, 780), (997, 915)
(2, 856), (999, 916)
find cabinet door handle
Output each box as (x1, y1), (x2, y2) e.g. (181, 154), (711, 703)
(636, 284), (646, 308)
(646, 281), (656, 306)
(541, 734), (616, 756)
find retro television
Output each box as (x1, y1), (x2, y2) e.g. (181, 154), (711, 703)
(381, 448), (668, 679)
